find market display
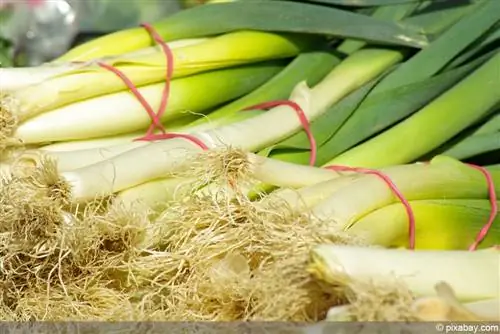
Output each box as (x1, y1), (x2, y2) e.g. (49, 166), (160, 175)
(0, 0), (499, 326)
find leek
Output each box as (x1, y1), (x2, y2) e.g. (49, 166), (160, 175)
(31, 50), (340, 165)
(260, 0), (497, 167)
(36, 110), (261, 154)
(312, 156), (500, 227)
(266, 52), (485, 166)
(112, 151), (337, 209)
(39, 132), (162, 152)
(309, 245), (500, 301)
(348, 199), (500, 250)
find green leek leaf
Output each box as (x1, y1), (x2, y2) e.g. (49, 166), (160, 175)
(373, 0), (500, 93)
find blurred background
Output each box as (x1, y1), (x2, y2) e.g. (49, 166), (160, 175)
(0, 0), (213, 67)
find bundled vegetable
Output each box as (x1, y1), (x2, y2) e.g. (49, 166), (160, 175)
(0, 0), (499, 325)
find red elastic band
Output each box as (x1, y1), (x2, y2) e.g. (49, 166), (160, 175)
(96, 62), (166, 134)
(422, 161), (497, 251)
(140, 23), (175, 138)
(139, 133), (209, 150)
(92, 23), (207, 150)
(466, 164), (498, 251)
(325, 165), (416, 250)
(244, 100), (317, 166)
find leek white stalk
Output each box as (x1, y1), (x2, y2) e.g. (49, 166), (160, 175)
(20, 143), (149, 172)
(312, 156), (500, 228)
(0, 64), (83, 92)
(114, 151), (339, 208)
(0, 38), (209, 92)
(310, 245), (500, 301)
(465, 299), (500, 319)
(38, 110), (262, 152)
(39, 133), (146, 152)
(59, 48), (404, 202)
(4, 31), (305, 121)
(13, 63), (283, 143)
(33, 113), (259, 171)
(267, 174), (360, 210)
(113, 177), (196, 211)
(248, 153), (336, 189)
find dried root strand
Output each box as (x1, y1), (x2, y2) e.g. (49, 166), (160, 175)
(0, 163), (157, 320)
(0, 93), (22, 153)
(13, 284), (135, 321)
(1, 145), (425, 323)
(8, 154), (71, 206)
(183, 146), (253, 187)
(339, 278), (419, 322)
(146, 172), (363, 321)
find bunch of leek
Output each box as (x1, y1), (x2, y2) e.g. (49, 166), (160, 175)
(1, 0), (427, 189)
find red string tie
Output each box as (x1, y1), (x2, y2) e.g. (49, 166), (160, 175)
(91, 22), (207, 150)
(325, 165), (416, 250)
(467, 164), (498, 251)
(243, 100), (317, 166)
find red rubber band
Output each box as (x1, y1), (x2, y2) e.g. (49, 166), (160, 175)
(325, 165), (417, 250)
(140, 23), (175, 138)
(467, 164), (498, 251)
(136, 133), (209, 150)
(422, 161), (497, 251)
(243, 100), (317, 166)
(93, 23), (207, 150)
(96, 62), (166, 134)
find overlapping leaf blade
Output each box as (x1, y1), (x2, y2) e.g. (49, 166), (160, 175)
(156, 0), (428, 47)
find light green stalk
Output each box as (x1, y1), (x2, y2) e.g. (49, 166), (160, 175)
(312, 156), (500, 228)
(348, 199), (500, 250)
